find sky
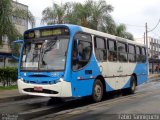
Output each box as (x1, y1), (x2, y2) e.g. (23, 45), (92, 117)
(16, 0), (160, 39)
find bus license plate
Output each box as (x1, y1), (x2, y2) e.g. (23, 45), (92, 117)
(34, 86), (43, 91)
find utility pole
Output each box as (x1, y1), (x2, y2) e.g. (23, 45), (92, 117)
(144, 32), (146, 45)
(145, 23), (148, 54)
(145, 23), (150, 74)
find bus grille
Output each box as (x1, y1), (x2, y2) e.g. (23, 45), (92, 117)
(23, 88), (59, 94)
(23, 80), (56, 84)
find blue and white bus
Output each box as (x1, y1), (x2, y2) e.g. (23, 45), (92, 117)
(15, 24), (148, 102)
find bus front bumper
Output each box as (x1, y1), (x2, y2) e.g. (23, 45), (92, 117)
(17, 78), (72, 97)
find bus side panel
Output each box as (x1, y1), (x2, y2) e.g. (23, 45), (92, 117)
(134, 63), (148, 85)
(67, 27), (102, 97)
(105, 78), (115, 92)
(102, 62), (148, 91)
(64, 26), (82, 82)
(122, 76), (131, 89)
(71, 55), (101, 97)
(122, 63), (148, 88)
(100, 62), (136, 91)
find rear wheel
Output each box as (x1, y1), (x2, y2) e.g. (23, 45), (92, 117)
(92, 79), (104, 102)
(122, 75), (136, 95)
(129, 75), (136, 94)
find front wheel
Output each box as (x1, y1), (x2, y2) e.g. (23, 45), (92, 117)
(92, 79), (104, 102)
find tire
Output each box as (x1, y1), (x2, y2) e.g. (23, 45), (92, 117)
(92, 79), (104, 102)
(50, 97), (64, 103)
(129, 75), (136, 94)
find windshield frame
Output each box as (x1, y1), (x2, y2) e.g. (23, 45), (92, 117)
(20, 35), (70, 72)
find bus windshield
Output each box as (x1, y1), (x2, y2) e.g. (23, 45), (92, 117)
(21, 37), (69, 71)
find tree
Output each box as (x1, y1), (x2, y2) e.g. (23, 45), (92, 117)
(13, 8), (35, 28)
(41, 3), (68, 25)
(115, 24), (134, 40)
(64, 0), (114, 29)
(0, 0), (16, 44)
(0, 0), (35, 44)
(89, 0), (114, 30)
(100, 15), (116, 35)
(41, 0), (134, 40)
(69, 1), (92, 27)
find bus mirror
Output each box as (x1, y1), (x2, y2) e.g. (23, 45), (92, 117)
(11, 40), (23, 61)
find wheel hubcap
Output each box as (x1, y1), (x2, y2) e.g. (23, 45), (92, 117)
(94, 84), (102, 98)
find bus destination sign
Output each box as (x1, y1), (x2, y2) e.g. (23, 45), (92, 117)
(24, 28), (69, 40)
(41, 29), (61, 37)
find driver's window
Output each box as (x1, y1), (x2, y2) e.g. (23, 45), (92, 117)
(72, 33), (92, 71)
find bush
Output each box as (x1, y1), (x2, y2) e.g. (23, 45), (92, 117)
(0, 67), (18, 86)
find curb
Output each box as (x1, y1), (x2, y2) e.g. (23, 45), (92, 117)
(149, 77), (160, 82)
(0, 95), (36, 103)
(149, 74), (160, 79)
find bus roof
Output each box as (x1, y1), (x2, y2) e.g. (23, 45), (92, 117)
(26, 24), (145, 47)
(80, 26), (145, 47)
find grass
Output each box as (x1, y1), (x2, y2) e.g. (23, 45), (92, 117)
(0, 85), (18, 90)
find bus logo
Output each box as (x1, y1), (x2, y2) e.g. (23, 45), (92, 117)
(117, 66), (123, 73)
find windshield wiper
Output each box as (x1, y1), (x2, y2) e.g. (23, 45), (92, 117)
(40, 38), (57, 66)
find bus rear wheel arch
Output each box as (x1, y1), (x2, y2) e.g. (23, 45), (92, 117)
(92, 78), (104, 102)
(122, 75), (137, 95)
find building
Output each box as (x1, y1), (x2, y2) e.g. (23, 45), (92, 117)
(12, 1), (28, 34)
(136, 37), (160, 58)
(136, 37), (160, 73)
(0, 1), (28, 67)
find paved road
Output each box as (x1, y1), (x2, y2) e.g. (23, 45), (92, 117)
(36, 80), (160, 120)
(1, 80), (160, 120)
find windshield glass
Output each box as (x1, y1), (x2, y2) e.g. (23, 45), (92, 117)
(21, 37), (69, 71)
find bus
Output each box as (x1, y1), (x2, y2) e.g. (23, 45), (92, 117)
(14, 24), (148, 102)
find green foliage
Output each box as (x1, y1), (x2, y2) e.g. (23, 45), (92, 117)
(41, 0), (134, 40)
(115, 24), (134, 40)
(0, 85), (18, 90)
(11, 43), (21, 58)
(0, 0), (18, 44)
(0, 0), (35, 44)
(0, 67), (18, 87)
(13, 8), (35, 27)
(41, 3), (67, 24)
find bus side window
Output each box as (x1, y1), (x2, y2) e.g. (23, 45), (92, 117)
(72, 40), (79, 70)
(117, 42), (128, 62)
(128, 44), (136, 62)
(94, 37), (107, 61)
(136, 46), (141, 62)
(141, 47), (146, 63)
(72, 33), (92, 71)
(108, 40), (117, 61)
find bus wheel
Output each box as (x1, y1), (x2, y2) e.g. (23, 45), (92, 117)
(50, 97), (64, 103)
(129, 76), (136, 94)
(92, 79), (103, 102)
